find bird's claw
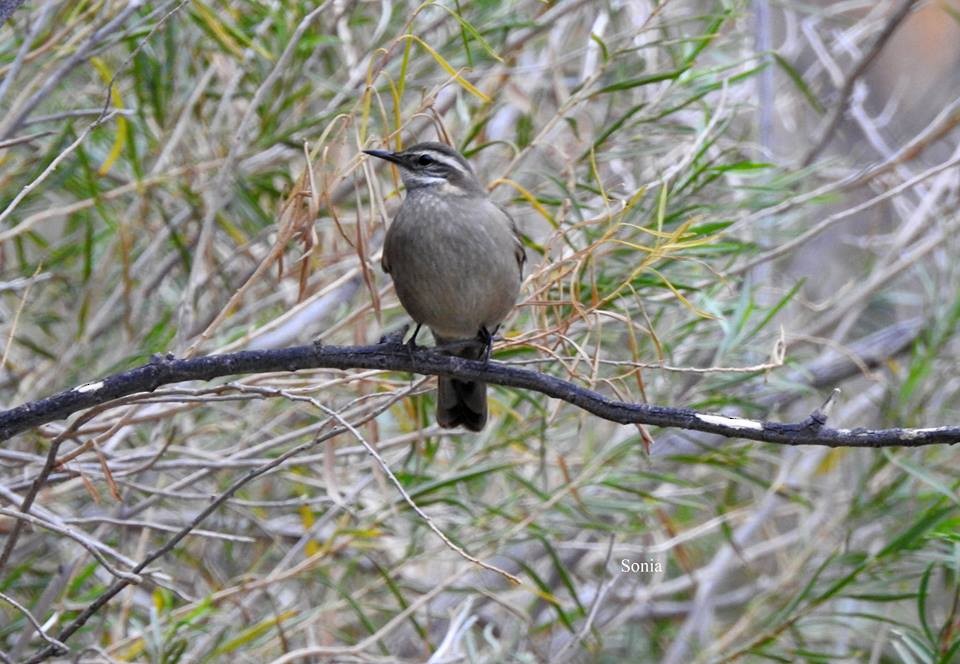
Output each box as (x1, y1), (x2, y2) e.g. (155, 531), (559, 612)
(478, 325), (499, 365)
(406, 322), (423, 350)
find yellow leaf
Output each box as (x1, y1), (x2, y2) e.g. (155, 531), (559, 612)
(648, 267), (717, 319)
(404, 34), (489, 102)
(490, 177), (556, 227)
(90, 57), (126, 176)
(817, 448), (847, 474)
(191, 0), (245, 59)
(298, 503), (320, 558)
(213, 610), (298, 654)
(120, 639), (145, 660)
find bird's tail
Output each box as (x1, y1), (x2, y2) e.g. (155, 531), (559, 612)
(435, 336), (487, 432)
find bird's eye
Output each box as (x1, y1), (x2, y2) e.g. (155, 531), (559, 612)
(417, 154), (434, 166)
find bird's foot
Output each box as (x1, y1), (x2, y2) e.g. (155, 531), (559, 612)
(403, 323), (424, 364)
(406, 323), (423, 350)
(478, 325), (499, 365)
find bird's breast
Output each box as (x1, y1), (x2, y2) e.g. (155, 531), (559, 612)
(384, 194), (521, 340)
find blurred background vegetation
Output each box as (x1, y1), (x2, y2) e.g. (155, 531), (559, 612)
(2, 0), (960, 661)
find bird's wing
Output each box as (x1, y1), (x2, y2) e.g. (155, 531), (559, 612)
(496, 203), (526, 274)
(380, 218), (393, 274)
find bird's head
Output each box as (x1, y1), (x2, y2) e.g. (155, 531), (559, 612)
(363, 142), (484, 195)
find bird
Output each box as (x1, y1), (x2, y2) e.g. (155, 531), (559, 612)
(364, 141), (525, 431)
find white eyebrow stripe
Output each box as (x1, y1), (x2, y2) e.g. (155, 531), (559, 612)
(416, 151), (471, 175)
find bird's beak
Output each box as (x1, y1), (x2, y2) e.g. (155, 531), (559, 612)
(363, 149), (403, 165)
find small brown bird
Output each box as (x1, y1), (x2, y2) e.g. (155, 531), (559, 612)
(364, 142), (524, 431)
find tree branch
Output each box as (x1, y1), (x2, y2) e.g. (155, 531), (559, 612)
(0, 0), (27, 27)
(2, 339), (959, 448)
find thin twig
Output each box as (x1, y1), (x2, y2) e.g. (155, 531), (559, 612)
(0, 130), (53, 149)
(0, 110), (123, 229)
(235, 383), (522, 585)
(731, 149), (960, 276)
(0, 590), (68, 654)
(178, 0), (334, 355)
(0, 391), (161, 574)
(0, 508), (142, 583)
(0, 0), (149, 139)
(801, 0), (922, 166)
(555, 534), (616, 661)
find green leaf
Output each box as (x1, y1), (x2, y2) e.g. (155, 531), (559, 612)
(917, 562), (935, 645)
(773, 52), (825, 114)
(593, 67), (690, 95)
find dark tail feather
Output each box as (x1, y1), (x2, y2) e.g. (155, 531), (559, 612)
(437, 376), (487, 431)
(434, 334), (488, 431)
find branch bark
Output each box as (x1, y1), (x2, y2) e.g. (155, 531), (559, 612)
(0, 0), (27, 27)
(2, 339), (959, 448)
